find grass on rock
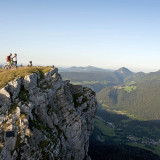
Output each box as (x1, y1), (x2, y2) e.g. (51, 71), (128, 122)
(0, 67), (51, 89)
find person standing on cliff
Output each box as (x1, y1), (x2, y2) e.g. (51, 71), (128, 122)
(6, 53), (12, 65)
(27, 61), (32, 67)
(12, 53), (17, 67)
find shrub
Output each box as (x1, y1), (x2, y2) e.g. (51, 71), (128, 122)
(8, 103), (17, 115)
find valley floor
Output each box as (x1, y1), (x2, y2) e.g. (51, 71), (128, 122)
(89, 107), (160, 160)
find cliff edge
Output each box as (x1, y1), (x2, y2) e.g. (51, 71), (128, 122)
(0, 66), (97, 160)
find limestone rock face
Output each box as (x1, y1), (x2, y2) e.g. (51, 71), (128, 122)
(0, 67), (97, 160)
(23, 73), (37, 90)
(7, 78), (21, 101)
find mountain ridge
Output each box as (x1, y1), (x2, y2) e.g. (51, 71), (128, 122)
(59, 66), (113, 72)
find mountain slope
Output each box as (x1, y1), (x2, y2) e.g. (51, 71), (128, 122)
(97, 70), (160, 120)
(0, 67), (97, 160)
(115, 67), (134, 80)
(116, 67), (133, 75)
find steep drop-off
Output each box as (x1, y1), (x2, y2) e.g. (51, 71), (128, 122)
(0, 67), (97, 160)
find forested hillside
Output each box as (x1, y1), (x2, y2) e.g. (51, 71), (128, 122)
(97, 70), (160, 120)
(61, 67), (160, 158)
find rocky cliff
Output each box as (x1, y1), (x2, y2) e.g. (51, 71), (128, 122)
(0, 66), (97, 160)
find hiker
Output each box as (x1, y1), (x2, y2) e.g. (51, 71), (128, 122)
(12, 53), (17, 67)
(6, 53), (12, 65)
(27, 61), (32, 67)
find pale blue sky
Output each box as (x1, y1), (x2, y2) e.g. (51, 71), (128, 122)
(0, 0), (160, 72)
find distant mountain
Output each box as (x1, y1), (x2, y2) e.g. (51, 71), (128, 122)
(59, 66), (113, 72)
(115, 67), (133, 77)
(60, 67), (135, 92)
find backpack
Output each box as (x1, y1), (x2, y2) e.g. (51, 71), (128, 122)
(6, 56), (10, 62)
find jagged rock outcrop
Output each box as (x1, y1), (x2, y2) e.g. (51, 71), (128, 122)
(0, 67), (97, 160)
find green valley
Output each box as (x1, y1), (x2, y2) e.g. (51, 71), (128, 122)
(61, 67), (160, 159)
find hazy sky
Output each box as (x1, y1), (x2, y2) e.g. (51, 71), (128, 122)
(0, 0), (160, 72)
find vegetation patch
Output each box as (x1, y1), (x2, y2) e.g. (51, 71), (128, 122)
(0, 67), (51, 89)
(38, 140), (50, 149)
(113, 110), (137, 119)
(62, 119), (66, 123)
(15, 134), (22, 149)
(14, 134), (25, 160)
(54, 125), (63, 138)
(72, 91), (91, 108)
(102, 104), (110, 110)
(128, 143), (160, 156)
(123, 85), (137, 93)
(18, 86), (29, 102)
(8, 103), (17, 115)
(0, 146), (2, 153)
(94, 118), (114, 137)
(29, 110), (53, 135)
(82, 96), (89, 104)
(0, 68), (3, 73)
(20, 113), (27, 119)
(38, 70), (45, 80)
(28, 117), (45, 131)
(72, 92), (83, 99)
(114, 81), (137, 93)
(38, 81), (52, 90)
(72, 92), (83, 107)
(40, 67), (51, 74)
(3, 122), (11, 132)
(70, 81), (82, 85)
(41, 150), (50, 160)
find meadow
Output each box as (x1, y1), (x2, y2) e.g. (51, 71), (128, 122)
(0, 67), (51, 89)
